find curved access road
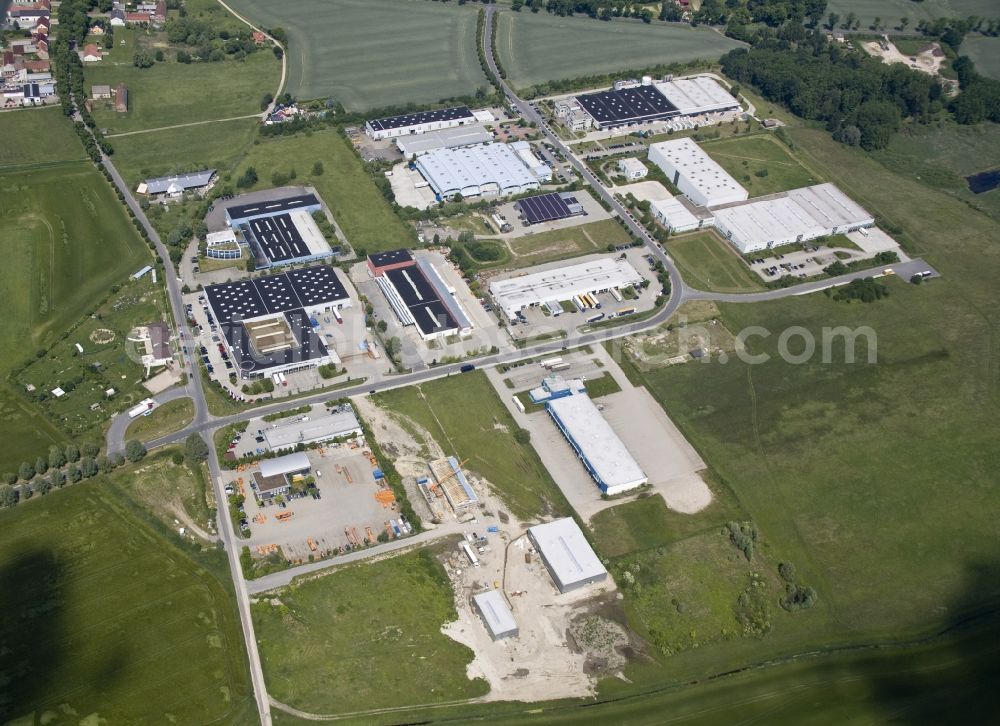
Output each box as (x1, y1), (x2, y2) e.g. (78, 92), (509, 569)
(105, 385), (193, 454)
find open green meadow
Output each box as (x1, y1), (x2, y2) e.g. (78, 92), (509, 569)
(125, 397), (195, 442)
(0, 474), (252, 723)
(0, 108), (84, 168)
(668, 231), (764, 293)
(252, 545), (487, 714)
(84, 51), (278, 135)
(961, 36), (1000, 80)
(373, 372), (567, 521)
(495, 12), (743, 90)
(0, 159), (150, 469)
(225, 0), (488, 109)
(826, 0), (1000, 31)
(702, 133), (820, 196)
(504, 218), (632, 268)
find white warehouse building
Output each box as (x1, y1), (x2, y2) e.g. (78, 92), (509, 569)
(395, 123), (492, 159)
(713, 183), (876, 253)
(653, 77), (742, 116)
(365, 105), (477, 140)
(618, 157), (648, 180)
(648, 137), (748, 208)
(415, 143), (544, 200)
(489, 258), (644, 321)
(651, 196), (710, 233)
(529, 518), (609, 593)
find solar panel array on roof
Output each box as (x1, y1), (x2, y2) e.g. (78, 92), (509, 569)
(225, 193), (320, 223)
(384, 267), (457, 337)
(368, 249), (413, 269)
(515, 192), (586, 226)
(205, 265), (349, 325)
(243, 213), (311, 263)
(576, 86), (678, 127)
(368, 105), (473, 132)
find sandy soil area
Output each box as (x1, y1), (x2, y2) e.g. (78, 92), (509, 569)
(863, 40), (945, 77)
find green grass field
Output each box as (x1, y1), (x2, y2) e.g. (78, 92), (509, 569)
(702, 134), (820, 196)
(251, 545), (487, 714)
(668, 231), (764, 293)
(84, 51), (278, 135)
(826, 0), (1000, 31)
(961, 36), (1000, 80)
(0, 160), (151, 469)
(373, 372), (567, 520)
(225, 0), (489, 109)
(0, 108), (85, 169)
(504, 218), (632, 268)
(495, 12), (743, 90)
(0, 475), (252, 723)
(125, 397), (195, 442)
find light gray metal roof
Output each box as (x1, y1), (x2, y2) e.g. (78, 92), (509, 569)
(473, 590), (517, 637)
(529, 518), (607, 588)
(257, 451), (311, 478)
(141, 169), (215, 195)
(263, 410), (361, 450)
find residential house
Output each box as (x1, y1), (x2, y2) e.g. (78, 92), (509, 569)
(126, 12), (150, 25)
(90, 24), (106, 36)
(109, 8), (126, 26)
(92, 83), (112, 100)
(252, 30), (266, 44)
(153, 0), (167, 26)
(81, 44), (102, 62)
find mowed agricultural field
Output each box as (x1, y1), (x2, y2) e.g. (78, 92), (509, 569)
(84, 51), (278, 135)
(373, 372), (568, 521)
(225, 0), (489, 110)
(0, 476), (253, 723)
(252, 546), (487, 714)
(0, 107), (85, 168)
(701, 133), (820, 196)
(495, 12), (743, 90)
(960, 35), (1000, 81)
(0, 158), (150, 470)
(668, 231), (764, 293)
(826, 0), (1000, 30)
(503, 218), (632, 269)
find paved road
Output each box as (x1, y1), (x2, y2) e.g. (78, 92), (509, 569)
(104, 385), (192, 453)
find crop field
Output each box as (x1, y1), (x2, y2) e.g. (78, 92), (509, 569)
(0, 477), (252, 723)
(252, 545), (487, 714)
(702, 134), (820, 196)
(961, 36), (1000, 80)
(0, 108), (85, 168)
(84, 51), (278, 135)
(0, 161), (150, 469)
(373, 372), (567, 520)
(495, 12), (743, 90)
(826, 0), (1000, 31)
(668, 231), (764, 293)
(225, 0), (488, 110)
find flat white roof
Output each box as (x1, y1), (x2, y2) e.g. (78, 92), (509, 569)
(618, 157), (647, 173)
(395, 123), (493, 156)
(654, 77), (740, 115)
(547, 393), (647, 492)
(289, 208), (332, 257)
(528, 518), (607, 588)
(257, 451), (311, 478)
(263, 409), (361, 450)
(713, 183), (874, 252)
(648, 137), (747, 207)
(206, 229), (238, 246)
(490, 258), (643, 319)
(473, 590), (518, 637)
(415, 143), (539, 197)
(651, 196), (701, 230)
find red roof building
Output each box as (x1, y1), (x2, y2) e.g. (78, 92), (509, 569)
(126, 12), (150, 24)
(252, 30), (266, 44)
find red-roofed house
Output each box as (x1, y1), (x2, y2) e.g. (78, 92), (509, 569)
(252, 30), (266, 45)
(23, 59), (49, 73)
(153, 0), (167, 25)
(81, 44), (102, 62)
(115, 83), (128, 113)
(126, 12), (150, 25)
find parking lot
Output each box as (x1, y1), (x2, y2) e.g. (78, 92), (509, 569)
(746, 228), (906, 282)
(492, 188), (610, 238)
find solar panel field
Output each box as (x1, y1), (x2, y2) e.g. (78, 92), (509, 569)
(224, 0), (489, 110)
(495, 13), (744, 91)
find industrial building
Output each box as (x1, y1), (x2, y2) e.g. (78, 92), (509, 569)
(365, 105), (477, 140)
(429, 456), (478, 511)
(205, 265), (351, 379)
(650, 196), (710, 233)
(618, 157), (648, 180)
(221, 193), (332, 269)
(712, 183), (876, 253)
(515, 191), (586, 226)
(573, 76), (739, 130)
(489, 257), (644, 322)
(368, 250), (473, 341)
(262, 405), (362, 452)
(528, 518), (608, 593)
(414, 143), (546, 200)
(252, 451), (311, 499)
(529, 375), (587, 404)
(553, 98), (594, 131)
(473, 590), (519, 640)
(395, 123), (492, 159)
(647, 138), (748, 208)
(546, 391), (648, 496)
(137, 169), (216, 198)
(205, 229), (248, 260)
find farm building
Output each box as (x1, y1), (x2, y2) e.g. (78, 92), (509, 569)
(546, 391), (648, 496)
(650, 196), (710, 234)
(528, 518), (608, 593)
(414, 143), (545, 200)
(394, 123), (492, 159)
(367, 250), (472, 341)
(114, 82), (127, 112)
(617, 157), (648, 180)
(712, 184), (875, 253)
(647, 138), (748, 208)
(204, 265), (351, 379)
(91, 83), (111, 99)
(252, 451), (312, 499)
(262, 405), (362, 452)
(489, 257), (643, 322)
(137, 169), (216, 198)
(365, 105), (477, 140)
(222, 193), (332, 269)
(473, 590), (518, 640)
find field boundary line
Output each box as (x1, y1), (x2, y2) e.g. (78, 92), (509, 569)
(104, 113), (262, 138)
(215, 0), (287, 112)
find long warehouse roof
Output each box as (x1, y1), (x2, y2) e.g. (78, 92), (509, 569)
(653, 77), (740, 115)
(263, 409), (362, 449)
(415, 143), (539, 196)
(528, 518), (607, 588)
(395, 123), (492, 156)
(489, 258), (642, 318)
(648, 137), (747, 207)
